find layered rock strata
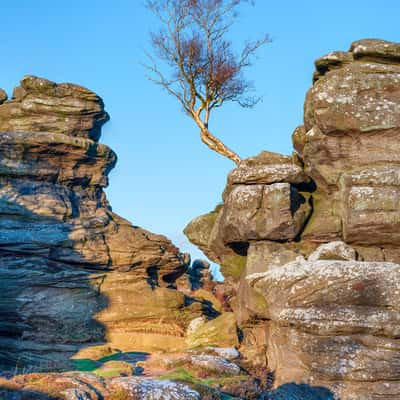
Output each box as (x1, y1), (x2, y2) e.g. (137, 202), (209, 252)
(0, 76), (226, 371)
(185, 38), (400, 399)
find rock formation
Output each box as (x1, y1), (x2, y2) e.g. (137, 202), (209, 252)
(0, 372), (207, 399)
(185, 38), (400, 399)
(3, 38), (400, 400)
(0, 76), (229, 372)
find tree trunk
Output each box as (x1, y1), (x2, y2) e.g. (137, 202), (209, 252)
(200, 128), (241, 165)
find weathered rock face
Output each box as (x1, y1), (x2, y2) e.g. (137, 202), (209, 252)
(0, 76), (225, 371)
(185, 38), (400, 399)
(220, 182), (311, 243)
(249, 259), (400, 399)
(296, 38), (400, 251)
(0, 373), (206, 400)
(0, 76), (109, 141)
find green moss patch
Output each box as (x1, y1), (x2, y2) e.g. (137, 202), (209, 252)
(72, 359), (100, 372)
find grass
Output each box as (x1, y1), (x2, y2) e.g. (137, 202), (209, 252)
(71, 354), (246, 398)
(104, 386), (132, 400)
(98, 353), (122, 363)
(159, 368), (245, 399)
(72, 359), (99, 372)
(159, 367), (249, 387)
(73, 355), (134, 379)
(93, 368), (123, 378)
(159, 368), (196, 382)
(72, 352), (124, 370)
(7, 373), (80, 398)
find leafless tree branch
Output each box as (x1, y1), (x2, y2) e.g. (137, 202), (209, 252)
(144, 0), (270, 165)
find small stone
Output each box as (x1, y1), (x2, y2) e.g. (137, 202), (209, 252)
(267, 383), (335, 400)
(308, 241), (357, 261)
(71, 344), (118, 361)
(246, 241), (301, 275)
(189, 354), (241, 375)
(203, 347), (240, 360)
(228, 163), (307, 186)
(186, 317), (206, 336)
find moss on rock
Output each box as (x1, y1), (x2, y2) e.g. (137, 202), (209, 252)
(186, 313), (239, 349)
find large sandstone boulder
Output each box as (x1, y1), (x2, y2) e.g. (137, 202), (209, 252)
(248, 259), (400, 399)
(219, 182), (311, 243)
(225, 150), (308, 188)
(295, 38), (400, 252)
(0, 76), (222, 371)
(220, 152), (311, 246)
(0, 76), (109, 140)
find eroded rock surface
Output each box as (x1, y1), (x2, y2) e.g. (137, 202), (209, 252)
(249, 259), (400, 399)
(0, 76), (225, 371)
(0, 76), (109, 141)
(0, 373), (205, 400)
(296, 38), (400, 249)
(185, 38), (400, 399)
(308, 241), (357, 262)
(109, 377), (201, 400)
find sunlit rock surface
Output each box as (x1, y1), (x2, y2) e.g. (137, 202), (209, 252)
(185, 38), (400, 399)
(0, 76), (226, 371)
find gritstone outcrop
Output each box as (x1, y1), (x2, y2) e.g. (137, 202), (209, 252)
(0, 76), (229, 371)
(185, 38), (400, 399)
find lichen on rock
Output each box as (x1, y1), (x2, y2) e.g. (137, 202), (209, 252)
(0, 76), (228, 372)
(185, 38), (400, 399)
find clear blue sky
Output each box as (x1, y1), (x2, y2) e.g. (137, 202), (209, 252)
(2, 1), (400, 272)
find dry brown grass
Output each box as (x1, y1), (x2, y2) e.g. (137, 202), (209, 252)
(105, 386), (135, 400)
(11, 373), (73, 397)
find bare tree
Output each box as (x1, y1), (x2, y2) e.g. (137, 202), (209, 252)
(145, 0), (269, 165)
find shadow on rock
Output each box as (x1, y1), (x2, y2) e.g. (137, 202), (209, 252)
(0, 190), (109, 373)
(0, 387), (57, 400)
(265, 383), (337, 400)
(0, 76), (193, 381)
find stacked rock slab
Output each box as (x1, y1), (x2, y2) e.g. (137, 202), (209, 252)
(295, 38), (400, 260)
(0, 76), (223, 371)
(249, 258), (400, 399)
(185, 39), (400, 399)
